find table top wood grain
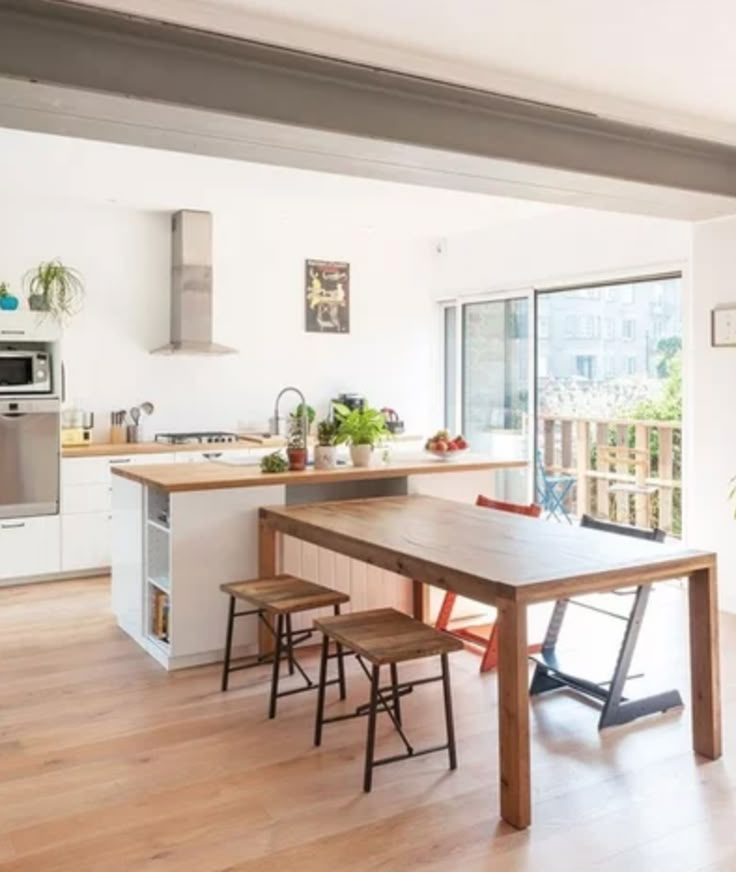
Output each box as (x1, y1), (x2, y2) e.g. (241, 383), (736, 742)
(260, 495), (715, 604)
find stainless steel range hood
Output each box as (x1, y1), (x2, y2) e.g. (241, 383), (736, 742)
(151, 210), (237, 356)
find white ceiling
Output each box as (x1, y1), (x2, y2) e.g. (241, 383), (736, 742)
(76, 0), (736, 145)
(0, 126), (561, 237)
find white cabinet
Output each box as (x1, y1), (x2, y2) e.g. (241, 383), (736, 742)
(0, 311), (60, 342)
(0, 516), (61, 580)
(62, 512), (112, 572)
(61, 453), (175, 574)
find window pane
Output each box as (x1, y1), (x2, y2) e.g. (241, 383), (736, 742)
(462, 298), (529, 451)
(536, 275), (682, 533)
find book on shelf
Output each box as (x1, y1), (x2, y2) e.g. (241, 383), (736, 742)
(152, 589), (170, 642)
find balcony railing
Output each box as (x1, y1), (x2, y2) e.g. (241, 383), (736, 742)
(539, 415), (682, 535)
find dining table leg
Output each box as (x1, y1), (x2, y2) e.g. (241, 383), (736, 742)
(412, 580), (429, 624)
(688, 563), (722, 760)
(258, 518), (279, 656)
(495, 597), (531, 829)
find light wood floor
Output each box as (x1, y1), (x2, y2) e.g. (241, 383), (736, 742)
(0, 578), (734, 871)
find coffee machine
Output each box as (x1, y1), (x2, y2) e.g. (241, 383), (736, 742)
(331, 393), (365, 414)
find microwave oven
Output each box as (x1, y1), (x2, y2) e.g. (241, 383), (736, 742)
(0, 348), (52, 394)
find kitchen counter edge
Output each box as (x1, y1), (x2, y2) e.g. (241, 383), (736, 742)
(111, 457), (527, 492)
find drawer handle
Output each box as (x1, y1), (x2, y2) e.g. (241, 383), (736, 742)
(1, 522), (25, 529)
(0, 329), (25, 336)
(110, 459), (132, 465)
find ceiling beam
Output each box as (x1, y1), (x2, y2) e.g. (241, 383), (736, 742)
(1, 0), (736, 198)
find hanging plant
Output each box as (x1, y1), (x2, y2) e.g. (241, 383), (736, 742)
(24, 259), (85, 323)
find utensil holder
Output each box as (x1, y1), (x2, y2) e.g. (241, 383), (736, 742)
(110, 425), (127, 444)
(126, 425), (140, 444)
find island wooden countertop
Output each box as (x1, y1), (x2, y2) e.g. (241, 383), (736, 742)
(111, 456), (527, 492)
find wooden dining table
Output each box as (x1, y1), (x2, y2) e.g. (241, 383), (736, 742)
(258, 494), (721, 830)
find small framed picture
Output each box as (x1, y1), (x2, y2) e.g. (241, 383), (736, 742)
(711, 305), (736, 347)
(305, 259), (350, 334)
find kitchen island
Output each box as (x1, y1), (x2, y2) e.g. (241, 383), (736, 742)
(111, 455), (526, 669)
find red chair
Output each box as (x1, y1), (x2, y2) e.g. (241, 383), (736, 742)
(435, 495), (542, 672)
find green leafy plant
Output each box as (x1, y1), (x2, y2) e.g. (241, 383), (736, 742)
(334, 403), (390, 447)
(260, 451), (288, 473)
(24, 259), (85, 322)
(288, 414), (307, 450)
(316, 418), (339, 447)
(0, 282), (9, 297)
(293, 403), (315, 425)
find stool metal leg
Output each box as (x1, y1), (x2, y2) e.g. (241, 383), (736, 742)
(364, 664), (381, 793)
(314, 634), (330, 747)
(390, 663), (402, 726)
(285, 614), (296, 677)
(334, 603), (347, 701)
(268, 614), (285, 719)
(221, 595), (236, 692)
(440, 653), (457, 770)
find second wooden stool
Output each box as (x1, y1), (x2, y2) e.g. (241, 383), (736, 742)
(313, 607), (464, 792)
(221, 574), (349, 718)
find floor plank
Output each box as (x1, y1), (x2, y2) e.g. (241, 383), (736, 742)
(0, 577), (731, 871)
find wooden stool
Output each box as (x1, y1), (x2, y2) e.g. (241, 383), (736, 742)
(220, 574), (349, 718)
(313, 607), (464, 792)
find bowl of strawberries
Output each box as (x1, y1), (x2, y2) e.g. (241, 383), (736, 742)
(424, 430), (469, 460)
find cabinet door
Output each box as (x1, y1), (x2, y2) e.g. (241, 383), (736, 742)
(61, 513), (111, 572)
(63, 483), (112, 515)
(0, 516), (61, 580)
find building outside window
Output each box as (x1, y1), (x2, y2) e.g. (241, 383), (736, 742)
(575, 355), (596, 379)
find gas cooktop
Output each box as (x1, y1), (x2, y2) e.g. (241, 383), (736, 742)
(154, 431), (241, 445)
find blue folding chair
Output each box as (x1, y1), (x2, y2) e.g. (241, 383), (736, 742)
(535, 451), (576, 523)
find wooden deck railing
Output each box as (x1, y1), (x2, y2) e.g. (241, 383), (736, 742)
(539, 415), (682, 535)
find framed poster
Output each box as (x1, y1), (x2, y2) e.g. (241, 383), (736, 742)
(305, 259), (350, 333)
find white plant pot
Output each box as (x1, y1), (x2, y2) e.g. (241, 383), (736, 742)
(314, 445), (337, 470)
(350, 444), (374, 468)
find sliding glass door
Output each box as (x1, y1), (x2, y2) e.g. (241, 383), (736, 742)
(444, 295), (531, 502)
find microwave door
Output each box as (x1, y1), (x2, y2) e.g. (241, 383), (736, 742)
(0, 355), (32, 390)
(0, 399), (60, 518)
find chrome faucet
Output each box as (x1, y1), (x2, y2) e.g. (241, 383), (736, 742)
(271, 386), (308, 446)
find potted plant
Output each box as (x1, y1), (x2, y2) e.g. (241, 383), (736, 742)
(287, 413), (308, 471)
(334, 402), (390, 467)
(0, 282), (19, 311)
(24, 259), (85, 322)
(314, 418), (339, 470)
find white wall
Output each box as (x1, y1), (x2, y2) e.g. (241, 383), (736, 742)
(432, 208), (690, 298)
(0, 198), (438, 434)
(689, 216), (736, 612)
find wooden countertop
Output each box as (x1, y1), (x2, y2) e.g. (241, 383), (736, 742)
(62, 440), (258, 458)
(63, 434), (424, 458)
(111, 456), (527, 492)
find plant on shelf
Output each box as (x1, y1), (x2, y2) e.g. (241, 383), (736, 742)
(314, 418), (339, 470)
(287, 413), (308, 471)
(261, 451), (288, 474)
(0, 282), (19, 311)
(24, 259), (85, 322)
(334, 402), (390, 468)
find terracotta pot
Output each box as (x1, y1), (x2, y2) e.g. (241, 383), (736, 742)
(350, 444), (373, 468)
(314, 445), (337, 470)
(287, 447), (307, 471)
